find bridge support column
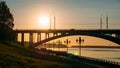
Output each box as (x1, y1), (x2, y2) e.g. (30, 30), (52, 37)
(45, 33), (49, 39)
(45, 33), (47, 39)
(47, 33), (49, 38)
(29, 33), (33, 45)
(21, 33), (24, 46)
(37, 33), (41, 42)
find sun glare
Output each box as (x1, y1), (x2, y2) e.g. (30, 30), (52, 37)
(38, 16), (50, 29)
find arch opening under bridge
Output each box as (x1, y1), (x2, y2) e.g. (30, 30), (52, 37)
(34, 32), (120, 47)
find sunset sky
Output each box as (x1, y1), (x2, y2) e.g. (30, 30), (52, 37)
(5, 0), (120, 29)
(4, 0), (120, 46)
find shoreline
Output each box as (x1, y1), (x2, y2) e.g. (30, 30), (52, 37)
(38, 48), (120, 68)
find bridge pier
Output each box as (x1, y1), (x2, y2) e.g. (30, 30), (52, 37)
(47, 33), (50, 38)
(21, 33), (24, 46)
(37, 33), (41, 42)
(29, 33), (33, 45)
(45, 33), (47, 39)
(45, 33), (50, 39)
(48, 33), (49, 39)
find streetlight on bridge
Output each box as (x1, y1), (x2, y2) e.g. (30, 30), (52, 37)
(76, 37), (84, 56)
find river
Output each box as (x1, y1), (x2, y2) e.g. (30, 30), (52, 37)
(48, 48), (120, 63)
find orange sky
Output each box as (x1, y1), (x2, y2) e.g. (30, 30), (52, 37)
(6, 0), (120, 46)
(5, 0), (120, 29)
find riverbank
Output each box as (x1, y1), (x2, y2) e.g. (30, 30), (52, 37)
(37, 48), (120, 68)
(0, 41), (95, 68)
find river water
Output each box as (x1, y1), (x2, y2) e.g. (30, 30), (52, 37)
(48, 48), (120, 63)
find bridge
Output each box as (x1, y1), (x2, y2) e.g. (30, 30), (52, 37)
(15, 29), (120, 47)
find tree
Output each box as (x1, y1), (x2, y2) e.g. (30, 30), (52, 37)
(0, 1), (14, 29)
(0, 1), (15, 42)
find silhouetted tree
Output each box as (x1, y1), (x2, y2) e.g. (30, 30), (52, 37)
(0, 1), (14, 29)
(0, 1), (15, 42)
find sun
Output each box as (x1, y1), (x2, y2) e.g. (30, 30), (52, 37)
(38, 16), (50, 29)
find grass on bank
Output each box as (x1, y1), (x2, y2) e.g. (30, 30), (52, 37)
(0, 42), (95, 68)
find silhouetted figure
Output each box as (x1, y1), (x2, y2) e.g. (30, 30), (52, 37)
(0, 1), (15, 42)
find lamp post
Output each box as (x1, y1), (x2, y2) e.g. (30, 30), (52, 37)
(64, 39), (71, 53)
(76, 37), (84, 56)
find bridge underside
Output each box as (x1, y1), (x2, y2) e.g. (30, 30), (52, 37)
(34, 32), (120, 47)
